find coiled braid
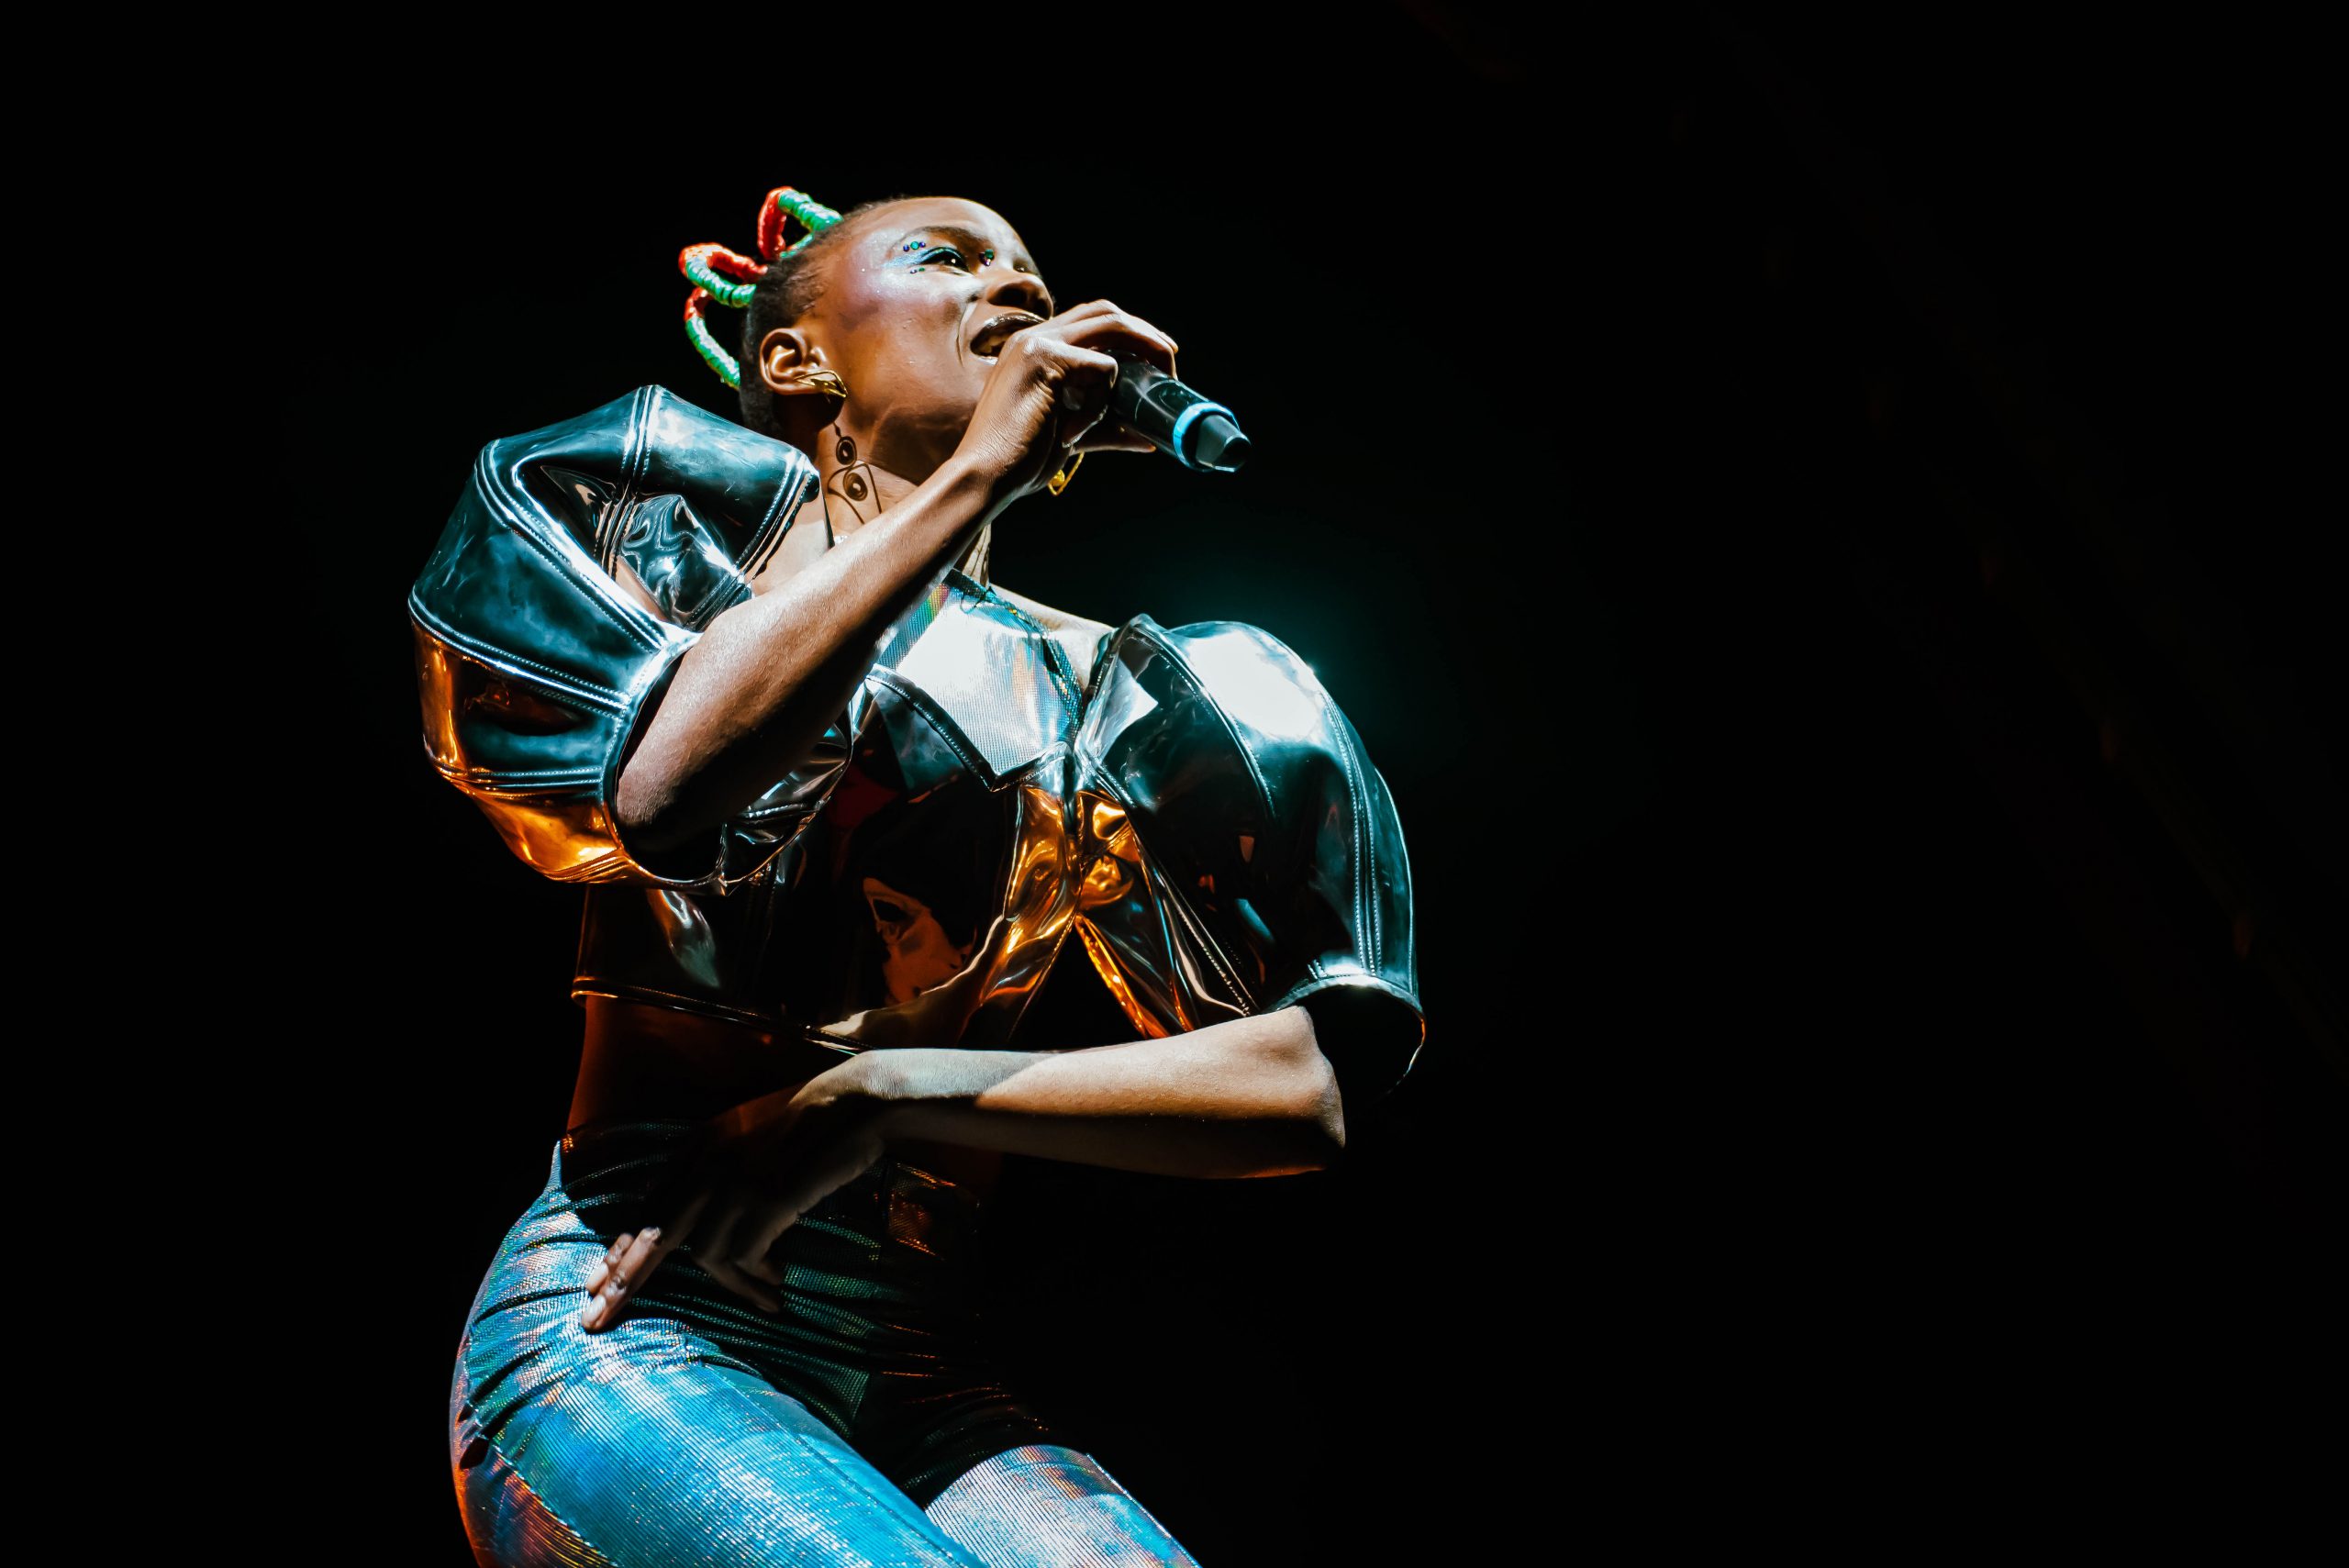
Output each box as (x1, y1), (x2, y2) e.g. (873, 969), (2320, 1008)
(676, 186), (848, 389)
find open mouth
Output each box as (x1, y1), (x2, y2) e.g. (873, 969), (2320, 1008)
(969, 312), (1046, 360)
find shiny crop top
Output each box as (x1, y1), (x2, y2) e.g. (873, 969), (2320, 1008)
(410, 387), (1427, 1105)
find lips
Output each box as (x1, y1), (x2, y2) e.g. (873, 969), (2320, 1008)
(969, 311), (1045, 359)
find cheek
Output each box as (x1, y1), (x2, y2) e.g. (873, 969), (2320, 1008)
(824, 276), (987, 417)
(884, 328), (985, 408)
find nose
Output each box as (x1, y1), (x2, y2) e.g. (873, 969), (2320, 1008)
(980, 264), (1052, 317)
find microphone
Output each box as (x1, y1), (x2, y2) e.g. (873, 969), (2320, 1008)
(1109, 356), (1251, 473)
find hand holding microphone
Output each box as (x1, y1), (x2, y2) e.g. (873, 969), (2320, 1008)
(955, 300), (1249, 508)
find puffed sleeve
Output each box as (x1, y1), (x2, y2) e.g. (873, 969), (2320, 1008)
(1073, 617), (1428, 1108)
(409, 386), (835, 891)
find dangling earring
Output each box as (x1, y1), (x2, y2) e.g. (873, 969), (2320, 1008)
(826, 426), (879, 511)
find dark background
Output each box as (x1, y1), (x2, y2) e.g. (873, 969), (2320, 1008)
(228, 8), (2341, 1558)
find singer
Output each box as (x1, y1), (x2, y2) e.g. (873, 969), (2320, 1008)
(417, 184), (1428, 1566)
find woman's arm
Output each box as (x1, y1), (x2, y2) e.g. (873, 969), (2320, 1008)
(580, 1006), (1343, 1328)
(617, 302), (1176, 854)
(862, 1004), (1344, 1179)
(614, 457), (994, 853)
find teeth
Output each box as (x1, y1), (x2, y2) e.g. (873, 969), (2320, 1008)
(974, 315), (1041, 357)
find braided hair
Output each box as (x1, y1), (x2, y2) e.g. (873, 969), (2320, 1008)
(678, 186), (899, 434)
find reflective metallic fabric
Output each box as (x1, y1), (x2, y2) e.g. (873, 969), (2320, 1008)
(451, 1122), (1198, 1566)
(412, 386), (825, 889)
(412, 387), (1427, 1102)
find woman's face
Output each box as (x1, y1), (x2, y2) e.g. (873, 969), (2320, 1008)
(788, 196), (1054, 475)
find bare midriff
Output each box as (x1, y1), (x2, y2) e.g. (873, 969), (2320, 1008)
(568, 995), (1005, 1195)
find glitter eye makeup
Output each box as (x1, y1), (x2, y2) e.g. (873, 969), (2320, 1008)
(896, 235), (998, 272)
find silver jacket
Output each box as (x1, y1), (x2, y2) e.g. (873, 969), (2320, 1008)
(411, 388), (1427, 1103)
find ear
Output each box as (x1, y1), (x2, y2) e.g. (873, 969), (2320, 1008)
(755, 328), (821, 395)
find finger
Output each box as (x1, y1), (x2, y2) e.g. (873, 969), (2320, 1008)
(584, 1236), (628, 1296)
(1052, 348), (1123, 427)
(1057, 392), (1109, 443)
(1037, 298), (1123, 328)
(1031, 340), (1121, 402)
(1046, 299), (1180, 357)
(584, 1224), (653, 1291)
(584, 1232), (630, 1296)
(732, 1200), (811, 1279)
(1057, 408), (1108, 455)
(688, 1192), (744, 1279)
(1073, 426), (1158, 454)
(1048, 306), (1179, 376)
(677, 1190), (781, 1312)
(736, 1136), (885, 1279)
(581, 1225), (665, 1331)
(699, 1183), (803, 1296)
(583, 1189), (710, 1331)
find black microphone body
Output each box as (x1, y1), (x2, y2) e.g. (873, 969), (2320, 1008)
(1108, 356), (1251, 473)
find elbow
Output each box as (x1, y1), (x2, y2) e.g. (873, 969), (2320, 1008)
(1301, 1074), (1347, 1172)
(613, 761), (689, 854)
(1270, 1009), (1348, 1173)
(1303, 1036), (1347, 1168)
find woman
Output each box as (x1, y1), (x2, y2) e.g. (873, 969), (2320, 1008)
(414, 183), (1428, 1566)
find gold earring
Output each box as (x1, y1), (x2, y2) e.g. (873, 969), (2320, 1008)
(799, 369), (849, 403)
(1047, 450), (1085, 496)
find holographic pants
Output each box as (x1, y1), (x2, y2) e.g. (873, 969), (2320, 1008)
(449, 1121), (1200, 1566)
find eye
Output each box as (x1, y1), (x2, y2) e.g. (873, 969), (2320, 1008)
(919, 246), (969, 270)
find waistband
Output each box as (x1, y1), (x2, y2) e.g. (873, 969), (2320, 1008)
(557, 1118), (983, 1227)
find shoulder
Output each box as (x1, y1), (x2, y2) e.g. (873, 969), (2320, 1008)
(1116, 617), (1350, 751)
(1076, 615), (1424, 1097)
(1147, 619), (1331, 720)
(436, 387), (818, 621)
(1083, 615), (1383, 826)
(478, 385), (814, 511)
(924, 587), (1323, 765)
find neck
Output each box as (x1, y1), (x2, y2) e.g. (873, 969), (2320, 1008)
(811, 415), (988, 583)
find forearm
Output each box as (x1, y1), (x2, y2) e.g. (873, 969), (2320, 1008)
(618, 455), (996, 851)
(851, 1006), (1346, 1179)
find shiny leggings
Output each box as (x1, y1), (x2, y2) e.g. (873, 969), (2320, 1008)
(450, 1121), (1200, 1566)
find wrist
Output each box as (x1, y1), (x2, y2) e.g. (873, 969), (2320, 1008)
(938, 438), (1032, 520)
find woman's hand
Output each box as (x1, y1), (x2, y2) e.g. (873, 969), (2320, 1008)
(954, 300), (1181, 507)
(580, 1061), (892, 1331)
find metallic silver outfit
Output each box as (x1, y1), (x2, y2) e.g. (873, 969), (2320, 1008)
(414, 388), (1428, 1565)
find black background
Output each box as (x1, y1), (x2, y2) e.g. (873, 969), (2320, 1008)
(227, 8), (2342, 1559)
